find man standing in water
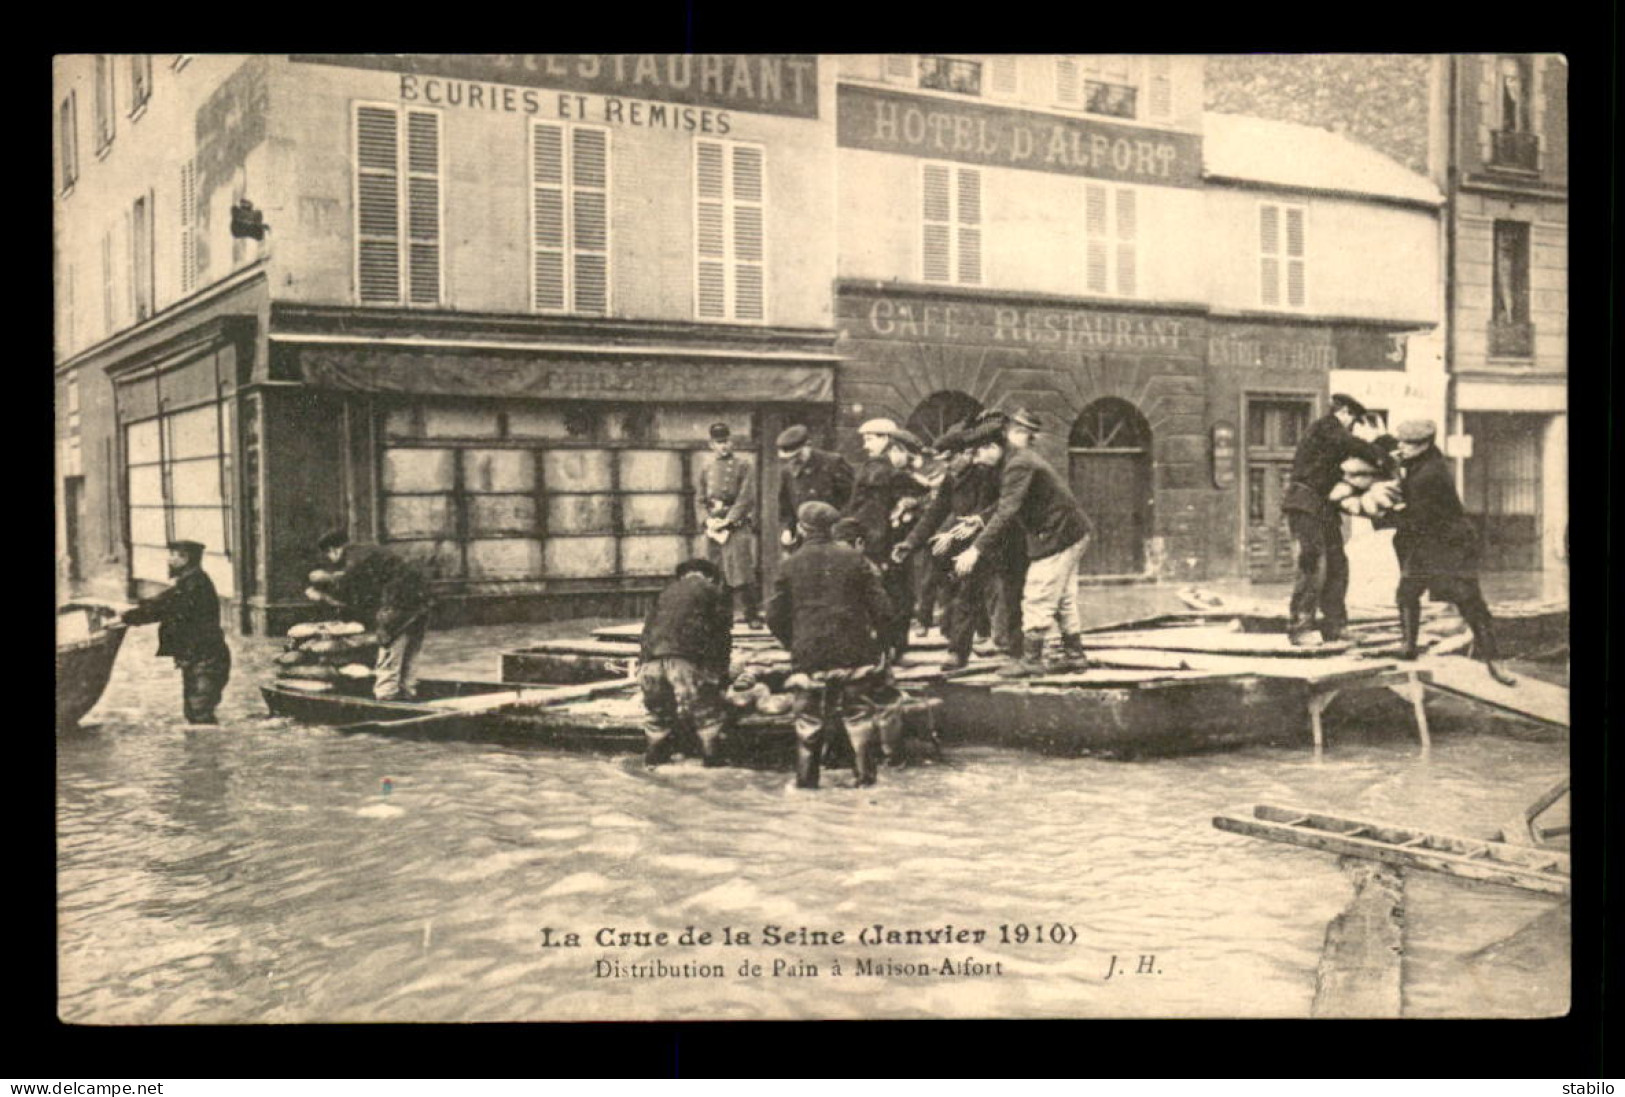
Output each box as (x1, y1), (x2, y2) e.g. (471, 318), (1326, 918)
(638, 558), (735, 768)
(1388, 420), (1517, 686)
(120, 540), (232, 724)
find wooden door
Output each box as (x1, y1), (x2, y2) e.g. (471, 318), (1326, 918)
(1245, 397), (1312, 581)
(1069, 398), (1153, 576)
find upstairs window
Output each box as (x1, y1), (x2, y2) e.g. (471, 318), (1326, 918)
(531, 122), (610, 315)
(922, 162), (981, 286)
(179, 160), (198, 294)
(1492, 221), (1531, 324)
(58, 92), (78, 193)
(129, 55), (152, 117)
(1084, 183), (1138, 297)
(920, 56), (983, 96)
(100, 229), (115, 334)
(130, 191), (154, 321)
(1497, 56), (1532, 133)
(694, 139), (766, 322)
(93, 55), (116, 153)
(1259, 202), (1307, 309)
(354, 103), (443, 306)
(1057, 56), (1139, 119)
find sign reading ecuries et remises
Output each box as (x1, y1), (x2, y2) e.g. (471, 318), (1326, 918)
(837, 85), (1201, 186)
(291, 55), (820, 119)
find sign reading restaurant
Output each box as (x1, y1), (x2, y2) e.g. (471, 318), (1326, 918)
(837, 84), (1201, 187)
(862, 295), (1201, 355)
(292, 54), (820, 119)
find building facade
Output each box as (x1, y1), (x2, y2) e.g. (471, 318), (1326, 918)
(55, 54), (839, 634)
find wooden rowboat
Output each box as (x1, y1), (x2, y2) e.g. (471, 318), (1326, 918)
(57, 603), (127, 730)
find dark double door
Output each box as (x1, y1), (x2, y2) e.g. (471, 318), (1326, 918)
(1068, 398), (1153, 576)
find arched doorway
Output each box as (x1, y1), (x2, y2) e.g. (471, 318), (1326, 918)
(906, 390), (983, 448)
(1069, 397), (1154, 576)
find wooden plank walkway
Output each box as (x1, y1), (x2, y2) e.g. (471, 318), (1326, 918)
(1419, 655), (1570, 729)
(1080, 626), (1353, 657)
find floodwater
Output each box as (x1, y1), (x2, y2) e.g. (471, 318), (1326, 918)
(57, 593), (1570, 1023)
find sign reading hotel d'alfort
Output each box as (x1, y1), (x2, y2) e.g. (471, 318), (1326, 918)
(838, 84), (1201, 187)
(291, 55), (820, 119)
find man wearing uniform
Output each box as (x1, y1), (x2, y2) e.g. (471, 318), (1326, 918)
(955, 409), (1094, 678)
(1389, 420), (1516, 686)
(775, 425), (854, 552)
(638, 558), (735, 767)
(315, 530), (435, 702)
(767, 501), (896, 789)
(892, 420), (1001, 670)
(120, 540), (232, 724)
(697, 422), (762, 627)
(1281, 394), (1392, 645)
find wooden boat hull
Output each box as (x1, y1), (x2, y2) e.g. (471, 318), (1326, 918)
(57, 607), (127, 730)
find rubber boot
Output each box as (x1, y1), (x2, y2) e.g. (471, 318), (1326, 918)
(1397, 602), (1422, 661)
(1465, 613), (1517, 687)
(848, 723), (879, 788)
(1049, 633), (1091, 673)
(997, 631), (1051, 678)
(696, 726), (726, 768)
(795, 739), (821, 789)
(644, 731), (674, 768)
(878, 701), (906, 768)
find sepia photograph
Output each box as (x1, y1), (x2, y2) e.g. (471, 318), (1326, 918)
(52, 51), (1571, 1025)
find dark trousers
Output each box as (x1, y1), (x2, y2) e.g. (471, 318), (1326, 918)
(988, 551), (1027, 655)
(730, 583), (761, 622)
(1287, 510), (1349, 637)
(639, 656), (727, 764)
(1397, 576), (1501, 660)
(881, 562), (916, 660)
(177, 647), (231, 724)
(941, 558), (992, 660)
(913, 554), (941, 628)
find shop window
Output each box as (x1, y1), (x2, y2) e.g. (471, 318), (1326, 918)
(922, 162), (981, 285)
(93, 55), (115, 154)
(129, 55), (152, 117)
(1259, 202), (1307, 309)
(58, 92), (78, 193)
(125, 403), (234, 597)
(355, 103), (442, 306)
(694, 139), (766, 322)
(532, 121), (611, 315)
(1084, 183), (1137, 297)
(920, 56), (982, 96)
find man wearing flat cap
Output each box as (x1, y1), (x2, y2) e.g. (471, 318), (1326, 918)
(766, 501), (897, 789)
(844, 419), (932, 662)
(698, 422), (762, 627)
(1281, 393), (1393, 645)
(1388, 420), (1516, 685)
(775, 424), (854, 553)
(120, 540), (232, 724)
(638, 558), (735, 767)
(312, 529), (435, 702)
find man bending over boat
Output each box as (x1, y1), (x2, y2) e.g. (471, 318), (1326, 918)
(638, 558), (735, 768)
(119, 540), (231, 724)
(312, 530), (435, 702)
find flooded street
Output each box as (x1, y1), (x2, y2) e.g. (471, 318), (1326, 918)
(57, 582), (1569, 1023)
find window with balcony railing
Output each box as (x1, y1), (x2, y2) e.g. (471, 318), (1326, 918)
(1489, 129), (1540, 171)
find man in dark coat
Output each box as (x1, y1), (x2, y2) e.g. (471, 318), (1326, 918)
(1282, 393), (1393, 644)
(968, 410), (1028, 658)
(638, 558), (735, 767)
(315, 530), (435, 702)
(892, 422), (1000, 670)
(1389, 420), (1516, 686)
(844, 419), (931, 663)
(775, 424), (854, 552)
(954, 410), (1094, 678)
(698, 422), (762, 627)
(766, 501), (896, 789)
(120, 540), (232, 724)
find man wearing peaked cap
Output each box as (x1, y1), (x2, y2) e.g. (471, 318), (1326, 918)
(120, 540), (232, 724)
(1388, 419), (1516, 685)
(846, 417), (931, 665)
(776, 426), (854, 552)
(1280, 393), (1392, 645)
(698, 421), (762, 627)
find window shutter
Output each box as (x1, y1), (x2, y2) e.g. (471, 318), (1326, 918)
(1259, 203), (1280, 306)
(990, 56), (1018, 98)
(956, 168), (981, 285)
(179, 160), (197, 293)
(885, 55), (915, 83)
(1056, 57), (1080, 105)
(571, 127), (608, 314)
(531, 122), (566, 311)
(1085, 183), (1108, 293)
(731, 144), (764, 321)
(922, 164), (951, 283)
(695, 140), (727, 318)
(100, 231), (113, 333)
(1148, 56), (1173, 120)
(1284, 206), (1305, 307)
(356, 106), (401, 303)
(1115, 187), (1137, 296)
(405, 110), (441, 305)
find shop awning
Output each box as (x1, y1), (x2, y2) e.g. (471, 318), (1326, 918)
(273, 334), (840, 404)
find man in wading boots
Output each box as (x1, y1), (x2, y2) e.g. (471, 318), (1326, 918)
(638, 559), (735, 767)
(1388, 419), (1516, 686)
(766, 501), (896, 788)
(953, 410), (1094, 678)
(119, 540), (232, 724)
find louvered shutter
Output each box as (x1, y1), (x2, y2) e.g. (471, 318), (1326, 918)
(1259, 203), (1280, 306)
(956, 168), (981, 285)
(885, 55), (915, 83)
(179, 160), (197, 293)
(1085, 183), (1108, 293)
(356, 106), (401, 303)
(405, 110), (440, 305)
(922, 164), (951, 283)
(695, 140), (727, 318)
(572, 127), (609, 314)
(1115, 188), (1137, 296)
(101, 231), (113, 333)
(1148, 56), (1173, 120)
(532, 122), (566, 310)
(731, 144), (764, 320)
(1056, 57), (1080, 105)
(1284, 206), (1305, 307)
(990, 56), (1018, 98)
